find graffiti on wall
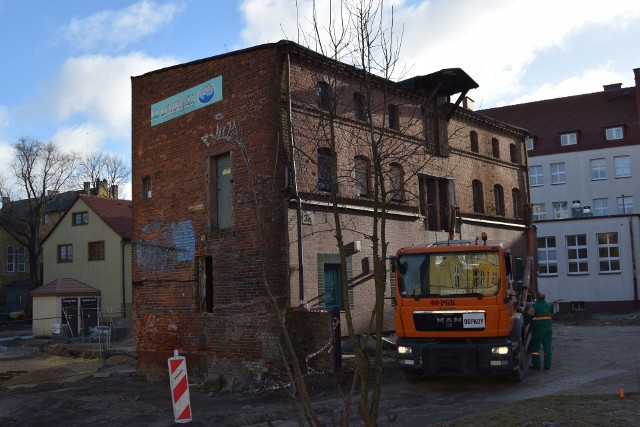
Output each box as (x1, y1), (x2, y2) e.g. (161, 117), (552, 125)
(201, 113), (239, 147)
(136, 220), (195, 275)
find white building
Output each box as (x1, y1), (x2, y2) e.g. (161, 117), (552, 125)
(480, 68), (640, 312)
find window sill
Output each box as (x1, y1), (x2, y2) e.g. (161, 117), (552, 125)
(567, 272), (589, 276)
(599, 271), (622, 275)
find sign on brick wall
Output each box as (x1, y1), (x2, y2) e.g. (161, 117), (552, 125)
(151, 76), (223, 126)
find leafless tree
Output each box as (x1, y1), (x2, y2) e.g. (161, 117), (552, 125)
(289, 1), (449, 424)
(76, 150), (130, 198)
(0, 137), (77, 294)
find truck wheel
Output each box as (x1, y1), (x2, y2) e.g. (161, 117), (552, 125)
(403, 370), (423, 382)
(508, 340), (526, 383)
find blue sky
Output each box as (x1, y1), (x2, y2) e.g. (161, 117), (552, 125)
(2, 0), (640, 199)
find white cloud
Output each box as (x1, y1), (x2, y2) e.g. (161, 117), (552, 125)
(239, 0), (640, 107)
(51, 122), (107, 154)
(0, 105), (9, 128)
(60, 0), (185, 51)
(46, 52), (178, 139)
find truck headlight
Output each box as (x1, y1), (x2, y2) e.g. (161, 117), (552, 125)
(491, 346), (509, 355)
(397, 346), (412, 354)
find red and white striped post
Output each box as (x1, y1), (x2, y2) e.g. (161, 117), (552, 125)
(168, 350), (192, 423)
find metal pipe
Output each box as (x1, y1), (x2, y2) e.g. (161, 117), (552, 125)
(629, 217), (638, 309)
(286, 49), (306, 308)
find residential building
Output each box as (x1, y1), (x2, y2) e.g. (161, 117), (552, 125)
(480, 68), (640, 312)
(37, 194), (132, 335)
(0, 191), (79, 311)
(1, 182), (121, 312)
(131, 40), (530, 382)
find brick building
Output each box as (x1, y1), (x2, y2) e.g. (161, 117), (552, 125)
(131, 40), (529, 383)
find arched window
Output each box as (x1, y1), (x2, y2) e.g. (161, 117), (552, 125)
(354, 156), (370, 196)
(470, 131), (479, 153)
(317, 81), (330, 110)
(512, 188), (521, 218)
(17, 246), (26, 272)
(318, 147), (333, 192)
(389, 163), (404, 201)
(492, 138), (500, 158)
(494, 184), (505, 216)
(472, 180), (484, 213)
(509, 143), (518, 163)
(6, 245), (15, 273)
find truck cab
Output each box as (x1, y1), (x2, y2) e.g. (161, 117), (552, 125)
(394, 237), (531, 382)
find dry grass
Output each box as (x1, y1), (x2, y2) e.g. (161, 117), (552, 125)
(433, 393), (640, 427)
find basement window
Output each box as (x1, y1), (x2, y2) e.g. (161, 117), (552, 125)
(571, 301), (585, 312)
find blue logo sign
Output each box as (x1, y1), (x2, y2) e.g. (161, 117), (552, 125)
(151, 76), (223, 126)
(198, 83), (215, 104)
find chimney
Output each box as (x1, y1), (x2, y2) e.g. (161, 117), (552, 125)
(83, 182), (91, 194)
(603, 83), (622, 92)
(111, 185), (119, 199)
(463, 96), (475, 110)
(634, 68), (640, 123)
(1, 196), (9, 207)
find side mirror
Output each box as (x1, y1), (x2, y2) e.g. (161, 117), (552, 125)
(513, 258), (524, 281)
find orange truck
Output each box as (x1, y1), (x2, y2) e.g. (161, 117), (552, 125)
(394, 214), (537, 382)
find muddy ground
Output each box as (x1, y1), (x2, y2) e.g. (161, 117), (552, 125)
(1, 313), (640, 426)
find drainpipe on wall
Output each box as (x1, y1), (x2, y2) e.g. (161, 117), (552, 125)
(121, 240), (127, 317)
(629, 217), (638, 309)
(286, 48), (306, 308)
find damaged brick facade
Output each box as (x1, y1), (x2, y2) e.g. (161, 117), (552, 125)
(131, 41), (529, 384)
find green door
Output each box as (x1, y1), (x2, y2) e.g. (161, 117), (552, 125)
(324, 263), (342, 310)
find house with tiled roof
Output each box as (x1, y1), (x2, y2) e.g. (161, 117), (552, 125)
(36, 195), (132, 336)
(480, 68), (640, 313)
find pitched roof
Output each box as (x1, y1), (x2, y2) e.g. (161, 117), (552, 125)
(479, 86), (640, 157)
(78, 195), (132, 239)
(31, 277), (101, 297)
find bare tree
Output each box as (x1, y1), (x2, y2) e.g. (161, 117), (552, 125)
(0, 137), (77, 294)
(76, 151), (130, 198)
(289, 1), (446, 424)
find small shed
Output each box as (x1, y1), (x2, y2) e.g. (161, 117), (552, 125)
(31, 277), (101, 338)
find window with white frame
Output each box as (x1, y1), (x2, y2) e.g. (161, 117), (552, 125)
(529, 165), (543, 186)
(525, 137), (534, 151)
(590, 158), (607, 180)
(593, 198), (609, 216)
(537, 236), (557, 275)
(560, 132), (577, 146)
(597, 232), (620, 273)
(6, 245), (15, 273)
(552, 201), (569, 219)
(614, 156), (631, 178)
(550, 162), (566, 184)
(532, 203), (546, 221)
(566, 234), (588, 274)
(605, 126), (623, 141)
(17, 246), (25, 272)
(616, 196), (634, 214)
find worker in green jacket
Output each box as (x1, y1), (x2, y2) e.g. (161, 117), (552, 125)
(526, 291), (553, 370)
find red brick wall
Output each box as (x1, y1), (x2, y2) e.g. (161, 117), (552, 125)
(132, 45), (291, 383)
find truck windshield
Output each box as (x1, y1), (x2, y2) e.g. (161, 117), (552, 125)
(397, 251), (501, 298)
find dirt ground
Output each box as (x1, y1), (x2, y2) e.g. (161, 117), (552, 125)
(1, 313), (640, 426)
